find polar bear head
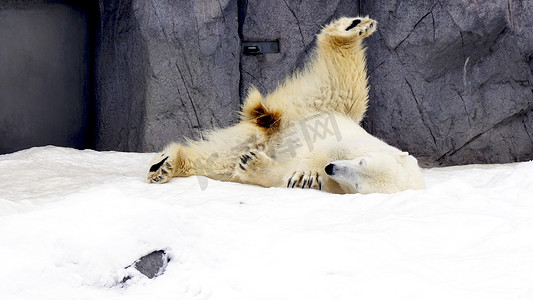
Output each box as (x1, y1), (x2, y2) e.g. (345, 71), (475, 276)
(325, 151), (424, 194)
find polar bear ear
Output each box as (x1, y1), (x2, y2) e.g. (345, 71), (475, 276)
(396, 152), (419, 165)
(395, 152), (409, 163)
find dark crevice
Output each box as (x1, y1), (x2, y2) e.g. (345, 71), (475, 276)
(281, 0), (308, 55)
(431, 11), (436, 42)
(486, 26), (510, 55)
(436, 131), (483, 164)
(435, 148), (454, 165)
(175, 62), (203, 137)
(459, 31), (465, 62)
(455, 90), (471, 127)
(437, 104), (533, 164)
(237, 0), (247, 41)
(215, 0), (226, 23)
(146, 1), (199, 136)
(368, 60), (386, 77)
(405, 78), (437, 146)
(523, 117), (533, 143)
(237, 0), (248, 104)
(394, 4), (438, 50)
(241, 67), (266, 92)
(293, 40), (317, 72)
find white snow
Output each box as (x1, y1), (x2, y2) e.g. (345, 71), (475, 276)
(1, 145), (533, 300)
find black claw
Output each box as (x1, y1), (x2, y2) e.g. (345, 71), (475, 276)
(150, 156), (169, 172)
(302, 179), (307, 189)
(297, 174), (304, 185)
(291, 180), (297, 188)
(240, 156), (247, 164)
(288, 173), (296, 188)
(250, 152), (257, 157)
(308, 178), (313, 188)
(239, 163), (245, 170)
(318, 181), (322, 190)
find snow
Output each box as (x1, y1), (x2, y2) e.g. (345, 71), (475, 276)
(1, 145), (533, 300)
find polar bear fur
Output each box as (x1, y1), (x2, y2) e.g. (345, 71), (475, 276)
(147, 17), (424, 194)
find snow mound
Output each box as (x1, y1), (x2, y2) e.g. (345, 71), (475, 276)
(1, 146), (533, 299)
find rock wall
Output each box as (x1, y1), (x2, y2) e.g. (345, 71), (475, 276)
(96, 0), (147, 152)
(95, 0), (533, 166)
(361, 0), (533, 166)
(96, 0), (240, 152)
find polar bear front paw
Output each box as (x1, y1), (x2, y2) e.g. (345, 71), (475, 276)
(287, 171), (323, 190)
(235, 151), (272, 174)
(147, 155), (174, 184)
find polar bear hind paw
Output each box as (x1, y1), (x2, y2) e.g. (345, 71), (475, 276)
(345, 17), (376, 37)
(287, 171), (323, 190)
(324, 17), (377, 39)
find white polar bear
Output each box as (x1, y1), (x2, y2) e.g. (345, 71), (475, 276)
(147, 17), (425, 194)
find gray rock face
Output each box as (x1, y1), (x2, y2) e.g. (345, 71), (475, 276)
(361, 0), (533, 166)
(96, 0), (533, 166)
(96, 0), (240, 152)
(239, 0), (359, 97)
(96, 0), (148, 152)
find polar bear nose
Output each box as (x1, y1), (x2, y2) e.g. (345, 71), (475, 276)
(325, 163), (334, 175)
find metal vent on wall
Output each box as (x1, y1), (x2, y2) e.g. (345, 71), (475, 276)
(242, 41), (279, 55)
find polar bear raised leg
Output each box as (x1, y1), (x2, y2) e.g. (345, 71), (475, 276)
(240, 17), (377, 128)
(311, 16), (377, 124)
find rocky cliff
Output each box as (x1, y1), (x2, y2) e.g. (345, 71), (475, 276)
(96, 0), (533, 166)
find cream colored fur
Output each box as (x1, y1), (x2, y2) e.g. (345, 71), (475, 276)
(240, 17), (372, 127)
(147, 17), (425, 194)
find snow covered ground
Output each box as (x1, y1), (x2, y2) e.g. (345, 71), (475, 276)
(1, 146), (533, 300)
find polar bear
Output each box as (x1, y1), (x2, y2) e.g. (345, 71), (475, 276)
(147, 16), (425, 194)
